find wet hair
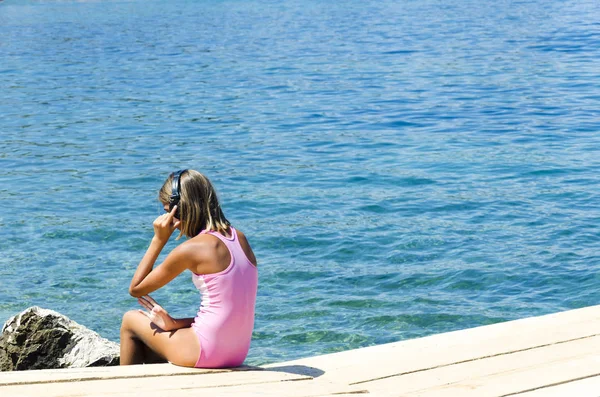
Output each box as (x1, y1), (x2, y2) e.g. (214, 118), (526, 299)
(158, 170), (230, 239)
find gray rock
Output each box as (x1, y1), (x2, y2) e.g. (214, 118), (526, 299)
(0, 306), (120, 371)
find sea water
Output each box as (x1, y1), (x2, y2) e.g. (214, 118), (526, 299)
(0, 0), (599, 365)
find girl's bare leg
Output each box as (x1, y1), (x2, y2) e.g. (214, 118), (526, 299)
(143, 344), (168, 364)
(120, 310), (201, 366)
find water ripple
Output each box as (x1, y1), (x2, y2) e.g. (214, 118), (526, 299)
(1, 0), (599, 366)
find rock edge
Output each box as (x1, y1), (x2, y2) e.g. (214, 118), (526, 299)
(0, 306), (120, 371)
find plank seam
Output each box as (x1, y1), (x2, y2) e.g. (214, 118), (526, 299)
(0, 368), (244, 387)
(175, 375), (314, 390)
(498, 373), (600, 397)
(349, 333), (600, 386)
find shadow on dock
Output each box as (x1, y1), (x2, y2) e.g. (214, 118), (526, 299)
(260, 365), (325, 378)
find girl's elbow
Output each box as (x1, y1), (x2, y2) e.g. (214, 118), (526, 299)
(129, 286), (143, 298)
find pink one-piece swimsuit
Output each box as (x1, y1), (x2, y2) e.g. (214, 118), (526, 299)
(191, 227), (258, 368)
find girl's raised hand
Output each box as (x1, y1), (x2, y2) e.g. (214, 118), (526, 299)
(137, 295), (176, 331)
(153, 205), (181, 243)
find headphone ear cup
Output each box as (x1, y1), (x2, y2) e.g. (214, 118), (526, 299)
(169, 197), (179, 216)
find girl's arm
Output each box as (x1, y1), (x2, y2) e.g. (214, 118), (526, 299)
(129, 205), (190, 297)
(129, 237), (169, 296)
(170, 317), (195, 329)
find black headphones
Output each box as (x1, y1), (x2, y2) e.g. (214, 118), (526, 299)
(169, 169), (187, 219)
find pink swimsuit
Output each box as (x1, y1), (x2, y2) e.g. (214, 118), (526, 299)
(191, 227), (258, 368)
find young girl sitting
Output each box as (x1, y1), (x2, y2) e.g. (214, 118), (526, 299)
(120, 169), (258, 368)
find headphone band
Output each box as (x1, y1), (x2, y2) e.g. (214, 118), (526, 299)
(170, 169), (188, 210)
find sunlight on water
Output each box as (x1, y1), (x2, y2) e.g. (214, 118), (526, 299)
(1, 0), (599, 365)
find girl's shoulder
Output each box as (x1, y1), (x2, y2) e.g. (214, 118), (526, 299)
(174, 233), (218, 259)
(183, 232), (220, 250)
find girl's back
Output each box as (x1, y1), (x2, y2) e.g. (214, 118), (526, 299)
(191, 227), (258, 368)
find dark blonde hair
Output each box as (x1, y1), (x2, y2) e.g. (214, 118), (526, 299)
(159, 170), (230, 239)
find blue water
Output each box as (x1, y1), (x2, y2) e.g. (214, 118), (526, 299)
(1, 0), (599, 366)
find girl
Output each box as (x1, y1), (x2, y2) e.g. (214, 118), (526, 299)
(120, 169), (258, 368)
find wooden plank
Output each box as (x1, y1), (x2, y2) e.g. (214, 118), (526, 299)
(397, 347), (600, 396)
(0, 370), (315, 397)
(3, 305), (600, 397)
(0, 363), (236, 386)
(362, 334), (600, 396)
(265, 305), (600, 385)
(74, 380), (369, 397)
(312, 393), (371, 397)
(511, 375), (600, 397)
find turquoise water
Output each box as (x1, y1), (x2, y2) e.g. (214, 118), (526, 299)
(1, 0), (599, 365)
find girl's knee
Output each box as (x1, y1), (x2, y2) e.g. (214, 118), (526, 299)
(121, 310), (142, 331)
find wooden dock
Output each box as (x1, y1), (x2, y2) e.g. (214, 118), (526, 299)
(2, 305), (600, 396)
